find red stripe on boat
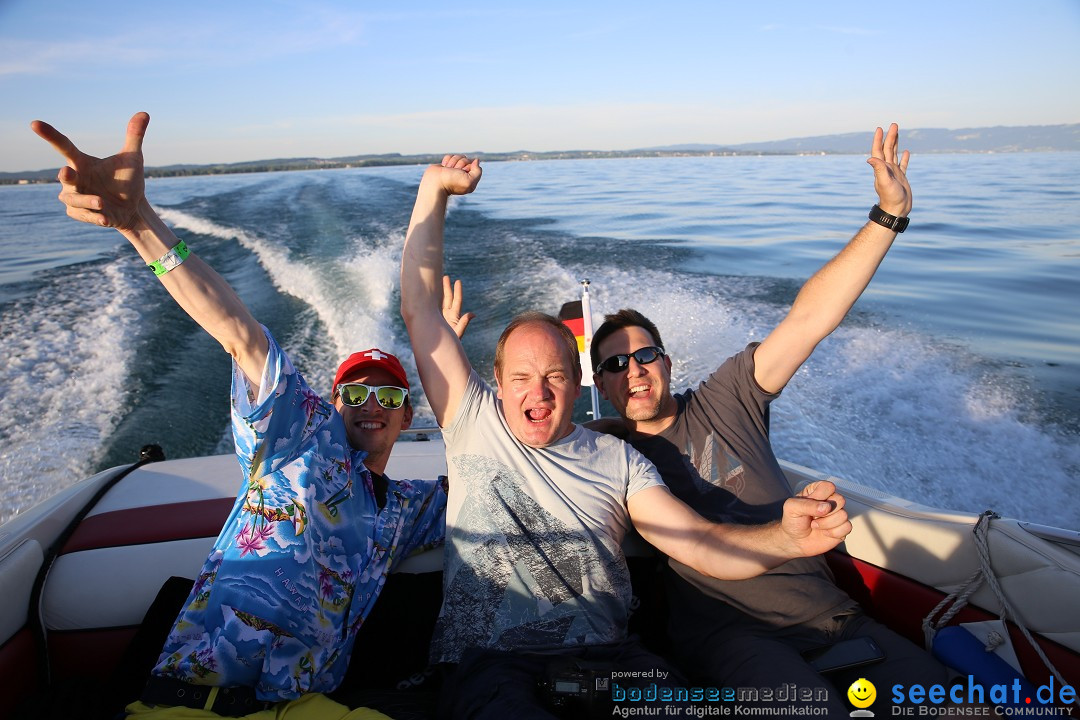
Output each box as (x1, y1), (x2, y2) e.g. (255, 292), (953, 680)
(59, 498), (235, 554)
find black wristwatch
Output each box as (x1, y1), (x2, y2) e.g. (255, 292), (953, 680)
(868, 204), (909, 233)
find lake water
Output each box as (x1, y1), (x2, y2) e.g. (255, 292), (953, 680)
(1, 152), (1077, 527)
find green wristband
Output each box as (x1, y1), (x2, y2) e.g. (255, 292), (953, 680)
(148, 240), (190, 276)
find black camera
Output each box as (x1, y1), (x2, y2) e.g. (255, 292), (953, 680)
(539, 658), (613, 718)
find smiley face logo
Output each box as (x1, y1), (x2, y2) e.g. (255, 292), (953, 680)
(847, 678), (877, 709)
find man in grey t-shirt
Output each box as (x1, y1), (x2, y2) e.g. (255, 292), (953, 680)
(589, 124), (947, 713)
(400, 154), (855, 717)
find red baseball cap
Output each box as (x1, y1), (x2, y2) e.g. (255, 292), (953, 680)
(333, 349), (409, 391)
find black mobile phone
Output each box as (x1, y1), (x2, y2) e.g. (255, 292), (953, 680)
(801, 637), (886, 673)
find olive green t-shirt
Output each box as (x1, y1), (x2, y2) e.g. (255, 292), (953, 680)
(628, 343), (855, 628)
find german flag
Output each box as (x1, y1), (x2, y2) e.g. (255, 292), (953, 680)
(558, 299), (593, 386)
(558, 300), (586, 353)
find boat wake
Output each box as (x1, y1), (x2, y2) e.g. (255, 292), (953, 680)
(2, 172), (1077, 532)
(0, 259), (143, 522)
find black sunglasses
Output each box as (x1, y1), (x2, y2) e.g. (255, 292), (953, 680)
(594, 346), (666, 374)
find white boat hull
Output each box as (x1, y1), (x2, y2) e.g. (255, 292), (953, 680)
(1, 435), (1077, 717)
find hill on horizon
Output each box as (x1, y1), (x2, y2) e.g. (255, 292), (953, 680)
(647, 123), (1080, 155)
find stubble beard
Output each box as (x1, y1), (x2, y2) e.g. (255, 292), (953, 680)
(622, 393), (664, 423)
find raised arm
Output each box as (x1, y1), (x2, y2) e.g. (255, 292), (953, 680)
(30, 113), (267, 384)
(754, 123), (912, 394)
(626, 481), (851, 580)
(400, 156), (482, 426)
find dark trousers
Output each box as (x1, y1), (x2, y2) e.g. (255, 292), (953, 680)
(666, 568), (950, 716)
(438, 639), (685, 720)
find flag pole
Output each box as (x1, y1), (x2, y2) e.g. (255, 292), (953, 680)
(580, 279), (602, 420)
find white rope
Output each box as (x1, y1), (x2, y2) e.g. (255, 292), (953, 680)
(923, 511), (1079, 712)
(983, 630), (1005, 653)
(921, 513), (993, 649)
(922, 567), (984, 649)
(969, 512), (1077, 710)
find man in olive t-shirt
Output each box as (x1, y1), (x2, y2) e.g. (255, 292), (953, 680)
(589, 125), (948, 712)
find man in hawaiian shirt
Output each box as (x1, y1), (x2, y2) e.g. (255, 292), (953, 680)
(32, 113), (447, 717)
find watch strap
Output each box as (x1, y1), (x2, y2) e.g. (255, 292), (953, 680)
(868, 204), (909, 233)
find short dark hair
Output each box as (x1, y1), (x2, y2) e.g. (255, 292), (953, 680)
(590, 309), (665, 373)
(495, 312), (583, 382)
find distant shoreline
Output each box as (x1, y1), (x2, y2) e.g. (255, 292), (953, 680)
(5, 120), (1077, 185)
(0, 148), (821, 186)
(3, 147), (1076, 187)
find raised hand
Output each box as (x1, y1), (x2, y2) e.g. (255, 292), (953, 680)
(867, 123), (912, 218)
(30, 112), (150, 231)
(441, 275), (475, 339)
(779, 481), (852, 558)
(425, 154), (482, 196)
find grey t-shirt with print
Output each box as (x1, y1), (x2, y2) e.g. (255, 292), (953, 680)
(431, 370), (665, 664)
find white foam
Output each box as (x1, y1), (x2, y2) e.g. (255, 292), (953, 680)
(156, 207), (403, 387)
(777, 326), (1080, 529)
(0, 258), (142, 523)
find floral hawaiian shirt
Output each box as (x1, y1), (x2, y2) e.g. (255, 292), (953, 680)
(152, 328), (446, 701)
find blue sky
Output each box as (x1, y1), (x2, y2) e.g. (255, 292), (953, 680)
(2, 0), (1078, 172)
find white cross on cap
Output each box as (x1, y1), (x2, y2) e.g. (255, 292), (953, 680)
(364, 350), (388, 361)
